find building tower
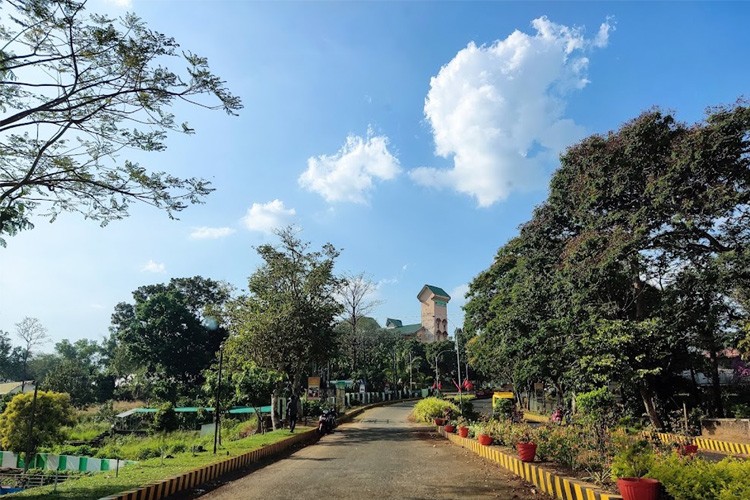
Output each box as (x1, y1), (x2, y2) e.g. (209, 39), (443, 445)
(417, 285), (451, 342)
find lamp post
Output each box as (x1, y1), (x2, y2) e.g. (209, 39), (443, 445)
(213, 346), (224, 455)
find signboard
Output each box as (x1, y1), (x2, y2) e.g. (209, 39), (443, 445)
(307, 376), (321, 400)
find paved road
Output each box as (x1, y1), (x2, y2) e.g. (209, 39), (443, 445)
(187, 402), (547, 500)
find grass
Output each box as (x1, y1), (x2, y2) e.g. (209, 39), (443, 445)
(60, 422), (111, 442)
(9, 426), (312, 500)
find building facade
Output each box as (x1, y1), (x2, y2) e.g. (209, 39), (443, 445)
(386, 284), (451, 343)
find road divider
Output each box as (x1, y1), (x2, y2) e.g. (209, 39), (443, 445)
(436, 426), (623, 500)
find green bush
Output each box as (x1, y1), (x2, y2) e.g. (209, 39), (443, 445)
(648, 454), (750, 500)
(493, 398), (513, 419)
(412, 397), (459, 423)
(152, 403), (178, 433)
(611, 438), (654, 479)
(303, 399), (325, 417)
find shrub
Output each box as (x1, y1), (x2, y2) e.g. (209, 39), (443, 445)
(303, 399), (325, 417)
(493, 398), (514, 420)
(647, 454), (750, 500)
(412, 397), (459, 423)
(610, 437), (655, 479)
(152, 403), (178, 433)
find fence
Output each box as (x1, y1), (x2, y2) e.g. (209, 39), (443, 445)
(0, 451), (134, 473)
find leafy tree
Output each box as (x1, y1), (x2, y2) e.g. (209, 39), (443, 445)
(226, 227), (343, 429)
(152, 402), (178, 433)
(0, 390), (73, 467)
(0, 0), (242, 245)
(110, 276), (231, 402)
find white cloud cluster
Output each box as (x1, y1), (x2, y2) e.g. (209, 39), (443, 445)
(141, 260), (165, 273)
(411, 16), (613, 206)
(103, 0), (133, 8)
(189, 226), (236, 240)
(299, 130), (401, 203)
(242, 199), (296, 234)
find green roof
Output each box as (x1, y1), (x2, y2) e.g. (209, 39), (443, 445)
(117, 406), (272, 418)
(394, 323), (422, 336)
(385, 318), (403, 328)
(425, 285), (450, 299)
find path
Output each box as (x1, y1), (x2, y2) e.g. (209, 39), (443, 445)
(184, 402), (547, 500)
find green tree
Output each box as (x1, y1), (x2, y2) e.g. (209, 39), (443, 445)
(337, 273), (381, 373)
(110, 276), (231, 402)
(0, 390), (73, 467)
(0, 0), (242, 245)
(226, 227), (343, 430)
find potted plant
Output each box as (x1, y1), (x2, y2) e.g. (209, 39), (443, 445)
(472, 422), (493, 446)
(433, 416), (446, 426)
(444, 420), (456, 433)
(611, 439), (660, 500)
(513, 425), (537, 462)
(457, 416), (470, 438)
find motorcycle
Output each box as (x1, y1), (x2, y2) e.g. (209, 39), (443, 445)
(317, 408), (337, 435)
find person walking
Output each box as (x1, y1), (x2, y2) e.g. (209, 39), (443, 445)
(287, 393), (299, 433)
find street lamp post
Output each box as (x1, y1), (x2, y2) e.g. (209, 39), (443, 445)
(434, 349), (454, 395)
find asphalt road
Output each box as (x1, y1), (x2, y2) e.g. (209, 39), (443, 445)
(186, 401), (547, 500)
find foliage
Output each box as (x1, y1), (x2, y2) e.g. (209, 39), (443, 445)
(610, 437), (655, 479)
(152, 403), (178, 433)
(493, 398), (514, 420)
(0, 391), (74, 454)
(110, 276), (231, 402)
(464, 100), (750, 426)
(0, 0), (242, 245)
(62, 421), (111, 442)
(648, 455), (750, 500)
(226, 227), (343, 428)
(411, 397), (459, 423)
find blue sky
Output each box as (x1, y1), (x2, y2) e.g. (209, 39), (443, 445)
(1, 1), (749, 349)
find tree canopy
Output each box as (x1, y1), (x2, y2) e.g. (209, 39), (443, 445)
(0, 0), (242, 245)
(465, 100), (750, 426)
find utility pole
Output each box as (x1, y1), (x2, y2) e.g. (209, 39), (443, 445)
(213, 347), (224, 455)
(24, 384), (39, 472)
(455, 332), (463, 416)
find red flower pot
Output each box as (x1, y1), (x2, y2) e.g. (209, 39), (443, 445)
(458, 426), (469, 438)
(679, 444), (698, 455)
(478, 433), (493, 446)
(617, 478), (660, 500)
(434, 417), (446, 426)
(516, 442), (537, 462)
(444, 424), (455, 433)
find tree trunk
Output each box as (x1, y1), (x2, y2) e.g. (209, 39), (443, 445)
(270, 391), (279, 431)
(639, 384), (664, 429)
(708, 348), (724, 417)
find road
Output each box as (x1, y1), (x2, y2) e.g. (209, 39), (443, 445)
(186, 401), (547, 500)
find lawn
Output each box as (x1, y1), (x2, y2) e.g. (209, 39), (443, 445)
(10, 426), (312, 500)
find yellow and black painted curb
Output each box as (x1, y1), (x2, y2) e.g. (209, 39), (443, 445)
(101, 429), (320, 500)
(437, 427), (623, 500)
(648, 432), (750, 456)
(101, 397), (419, 500)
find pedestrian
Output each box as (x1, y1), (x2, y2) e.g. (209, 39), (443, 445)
(287, 393), (299, 433)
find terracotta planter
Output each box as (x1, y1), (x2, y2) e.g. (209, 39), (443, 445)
(478, 433), (493, 446)
(458, 426), (469, 438)
(617, 478), (660, 500)
(679, 444), (699, 455)
(516, 442), (537, 462)
(444, 424), (456, 433)
(433, 417), (446, 426)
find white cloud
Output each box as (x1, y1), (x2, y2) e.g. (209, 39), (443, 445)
(299, 129), (401, 203)
(189, 226), (236, 240)
(141, 260), (165, 273)
(104, 0), (132, 7)
(242, 200), (296, 234)
(411, 16), (613, 206)
(450, 283), (470, 302)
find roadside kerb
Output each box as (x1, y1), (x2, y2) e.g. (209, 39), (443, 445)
(436, 426), (623, 500)
(101, 397), (421, 500)
(647, 431), (750, 457)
